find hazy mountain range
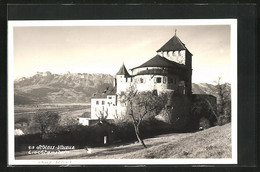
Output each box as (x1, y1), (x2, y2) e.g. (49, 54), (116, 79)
(14, 72), (230, 105)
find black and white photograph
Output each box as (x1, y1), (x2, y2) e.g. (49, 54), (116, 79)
(8, 19), (237, 165)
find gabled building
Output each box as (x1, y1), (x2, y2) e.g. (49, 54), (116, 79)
(90, 32), (193, 122)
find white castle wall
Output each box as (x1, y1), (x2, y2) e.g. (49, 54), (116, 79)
(116, 72), (180, 94)
(91, 95), (117, 120)
(159, 50), (186, 65)
(116, 75), (132, 93)
(134, 75), (179, 93)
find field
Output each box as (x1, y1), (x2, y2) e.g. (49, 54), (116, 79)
(16, 123), (231, 159)
(14, 103), (91, 134)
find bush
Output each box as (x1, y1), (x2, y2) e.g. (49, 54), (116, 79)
(15, 118), (174, 152)
(110, 119), (173, 142)
(15, 133), (42, 152)
(15, 122), (116, 152)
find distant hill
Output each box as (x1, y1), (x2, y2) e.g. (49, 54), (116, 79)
(14, 72), (230, 105)
(192, 83), (231, 101)
(14, 72), (114, 104)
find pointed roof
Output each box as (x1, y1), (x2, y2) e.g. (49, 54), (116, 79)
(156, 34), (192, 55)
(116, 64), (130, 76)
(131, 55), (185, 70)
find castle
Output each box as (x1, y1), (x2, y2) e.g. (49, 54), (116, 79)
(89, 31), (193, 122)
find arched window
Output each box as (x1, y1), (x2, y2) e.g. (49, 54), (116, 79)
(163, 76), (166, 84)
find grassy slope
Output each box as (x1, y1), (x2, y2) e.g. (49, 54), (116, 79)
(123, 123), (231, 159)
(16, 123), (231, 159)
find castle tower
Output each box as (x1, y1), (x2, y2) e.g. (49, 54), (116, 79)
(115, 64), (131, 93)
(156, 30), (193, 95)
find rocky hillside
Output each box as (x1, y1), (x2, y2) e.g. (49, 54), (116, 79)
(14, 72), (114, 104)
(14, 72), (230, 105)
(192, 83), (231, 100)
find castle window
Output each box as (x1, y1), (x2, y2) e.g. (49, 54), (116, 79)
(163, 76), (166, 84)
(140, 78), (144, 83)
(108, 97), (112, 99)
(168, 77), (173, 84)
(96, 101), (99, 105)
(102, 101), (105, 105)
(156, 77), (161, 83)
(152, 90), (158, 95)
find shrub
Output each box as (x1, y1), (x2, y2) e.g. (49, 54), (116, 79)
(15, 118), (174, 152)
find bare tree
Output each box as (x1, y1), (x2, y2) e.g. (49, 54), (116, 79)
(96, 108), (109, 123)
(119, 85), (167, 148)
(215, 77), (231, 124)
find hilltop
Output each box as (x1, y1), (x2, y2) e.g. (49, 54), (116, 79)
(14, 72), (114, 104)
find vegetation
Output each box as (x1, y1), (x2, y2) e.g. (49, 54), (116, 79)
(15, 104), (90, 135)
(122, 123), (231, 159)
(29, 111), (60, 139)
(15, 118), (173, 153)
(119, 85), (167, 148)
(215, 77), (231, 125)
(16, 123), (231, 159)
(191, 95), (218, 130)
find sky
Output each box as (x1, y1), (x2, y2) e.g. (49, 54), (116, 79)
(13, 24), (231, 83)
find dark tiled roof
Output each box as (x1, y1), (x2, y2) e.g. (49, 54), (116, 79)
(116, 64), (130, 76)
(156, 35), (191, 54)
(91, 87), (117, 98)
(80, 112), (91, 118)
(132, 55), (185, 70)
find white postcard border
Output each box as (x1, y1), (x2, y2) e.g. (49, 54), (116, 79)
(8, 19), (237, 165)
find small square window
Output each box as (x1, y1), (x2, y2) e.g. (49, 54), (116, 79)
(140, 78), (144, 83)
(156, 77), (161, 83)
(102, 101), (105, 105)
(96, 101), (99, 105)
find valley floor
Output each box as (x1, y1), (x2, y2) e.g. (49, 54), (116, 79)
(16, 123), (231, 160)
